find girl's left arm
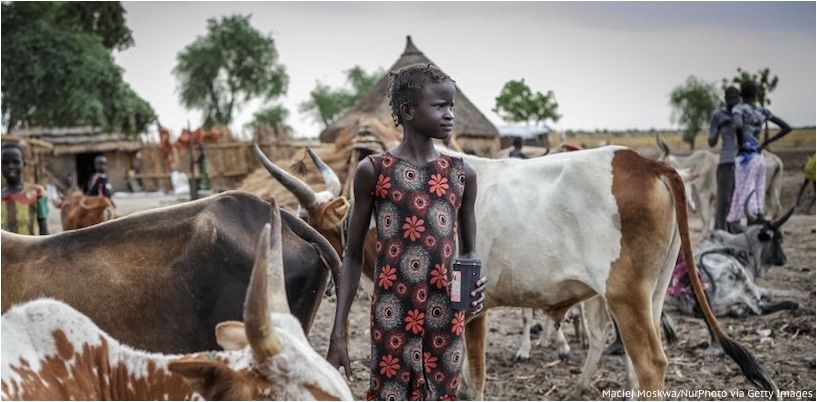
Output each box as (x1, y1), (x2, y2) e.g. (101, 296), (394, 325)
(459, 161), (486, 314)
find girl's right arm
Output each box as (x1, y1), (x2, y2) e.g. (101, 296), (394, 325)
(327, 157), (376, 378)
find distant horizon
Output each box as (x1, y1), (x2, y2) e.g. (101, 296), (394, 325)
(105, 2), (816, 139)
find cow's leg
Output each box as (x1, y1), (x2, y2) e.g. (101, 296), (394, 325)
(569, 295), (610, 399)
(573, 304), (589, 349)
(513, 308), (534, 361)
(459, 312), (488, 400)
(552, 325), (571, 362)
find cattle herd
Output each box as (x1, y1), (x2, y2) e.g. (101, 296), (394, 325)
(1, 143), (810, 400)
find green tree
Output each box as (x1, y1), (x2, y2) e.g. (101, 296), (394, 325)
(299, 65), (383, 128)
(722, 67), (779, 141)
(247, 104), (292, 135)
(174, 15), (288, 128)
(493, 79), (560, 125)
(669, 76), (720, 150)
(1, 1), (154, 135)
(56, 1), (135, 51)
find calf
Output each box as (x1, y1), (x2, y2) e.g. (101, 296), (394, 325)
(58, 191), (117, 230)
(2, 215), (353, 400)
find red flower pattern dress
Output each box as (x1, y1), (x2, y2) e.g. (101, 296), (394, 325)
(366, 151), (467, 401)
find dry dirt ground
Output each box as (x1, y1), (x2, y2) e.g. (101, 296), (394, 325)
(306, 214), (815, 401)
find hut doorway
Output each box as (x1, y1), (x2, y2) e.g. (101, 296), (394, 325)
(75, 152), (102, 193)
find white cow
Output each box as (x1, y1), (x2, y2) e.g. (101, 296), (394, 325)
(257, 145), (777, 399)
(1, 210), (353, 401)
(657, 138), (784, 230)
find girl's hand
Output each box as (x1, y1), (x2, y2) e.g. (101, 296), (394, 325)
(470, 276), (488, 314)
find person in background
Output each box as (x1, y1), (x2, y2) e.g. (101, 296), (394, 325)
(1, 143), (49, 235)
(509, 136), (528, 159)
(86, 155), (113, 199)
(708, 86), (741, 231)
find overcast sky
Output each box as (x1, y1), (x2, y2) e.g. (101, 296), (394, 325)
(116, 1), (816, 139)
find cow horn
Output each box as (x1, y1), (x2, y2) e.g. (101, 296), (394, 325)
(307, 148), (341, 197)
(243, 201), (287, 361)
(743, 190), (759, 223)
(771, 203), (796, 229)
(254, 144), (316, 207)
(656, 135), (671, 158)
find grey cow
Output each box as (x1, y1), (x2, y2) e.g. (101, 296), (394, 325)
(666, 199), (799, 354)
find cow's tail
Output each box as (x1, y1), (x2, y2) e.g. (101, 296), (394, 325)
(662, 169), (778, 394)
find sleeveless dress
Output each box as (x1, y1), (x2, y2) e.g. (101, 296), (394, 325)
(366, 151), (466, 401)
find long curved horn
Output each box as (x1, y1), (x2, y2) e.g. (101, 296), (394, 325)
(743, 190), (759, 223)
(254, 144), (316, 207)
(243, 200), (287, 362)
(656, 135), (671, 158)
(307, 148), (341, 197)
(771, 204), (796, 229)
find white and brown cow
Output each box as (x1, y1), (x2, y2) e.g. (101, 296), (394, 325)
(1, 209), (353, 401)
(256, 145), (777, 399)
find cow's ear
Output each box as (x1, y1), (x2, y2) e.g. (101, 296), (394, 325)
(320, 197), (350, 230)
(215, 321), (248, 351)
(168, 359), (241, 398)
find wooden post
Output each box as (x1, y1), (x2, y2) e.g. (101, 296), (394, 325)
(188, 120), (198, 201)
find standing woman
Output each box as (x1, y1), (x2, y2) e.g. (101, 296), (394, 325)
(727, 81), (791, 227)
(327, 64), (487, 400)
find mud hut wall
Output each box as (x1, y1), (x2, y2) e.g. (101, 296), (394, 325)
(135, 141), (311, 192)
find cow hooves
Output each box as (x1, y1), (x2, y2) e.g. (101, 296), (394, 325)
(513, 351), (531, 362)
(559, 352), (572, 363)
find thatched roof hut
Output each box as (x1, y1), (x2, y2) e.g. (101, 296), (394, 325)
(319, 36), (499, 156)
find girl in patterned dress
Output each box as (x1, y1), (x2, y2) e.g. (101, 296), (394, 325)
(328, 64), (487, 401)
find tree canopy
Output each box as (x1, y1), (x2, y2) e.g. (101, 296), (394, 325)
(174, 14), (288, 128)
(1, 1), (155, 135)
(493, 79), (561, 126)
(247, 103), (292, 136)
(669, 76), (720, 150)
(299, 65), (383, 128)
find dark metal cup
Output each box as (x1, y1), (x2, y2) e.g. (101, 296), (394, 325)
(450, 259), (481, 311)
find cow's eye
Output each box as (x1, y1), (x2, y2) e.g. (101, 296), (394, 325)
(758, 231), (771, 241)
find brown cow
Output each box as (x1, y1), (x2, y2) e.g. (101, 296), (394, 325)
(2, 214), (353, 400)
(2, 191), (340, 355)
(56, 190), (116, 230)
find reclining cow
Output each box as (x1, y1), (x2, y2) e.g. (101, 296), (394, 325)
(1, 192), (340, 355)
(668, 198), (800, 352)
(656, 137), (784, 229)
(2, 217), (353, 401)
(254, 145), (778, 398)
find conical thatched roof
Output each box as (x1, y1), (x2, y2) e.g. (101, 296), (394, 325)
(319, 36), (499, 143)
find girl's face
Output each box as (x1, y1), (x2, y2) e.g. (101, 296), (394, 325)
(407, 81), (456, 140)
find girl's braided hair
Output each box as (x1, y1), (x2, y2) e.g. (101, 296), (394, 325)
(388, 63), (454, 127)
